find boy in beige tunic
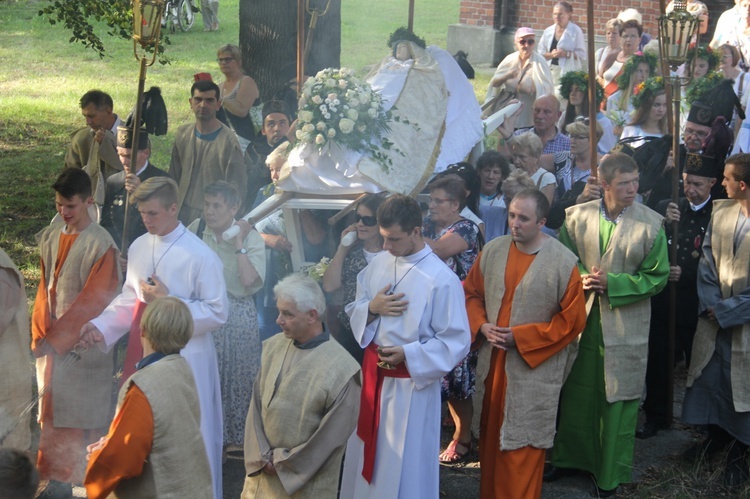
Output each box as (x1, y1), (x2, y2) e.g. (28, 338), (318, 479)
(243, 274), (360, 498)
(32, 169), (121, 495)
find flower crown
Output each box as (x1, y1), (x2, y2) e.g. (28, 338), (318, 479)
(687, 43), (719, 70)
(685, 70), (728, 106)
(387, 27), (426, 49)
(631, 77), (665, 110)
(616, 51), (658, 90)
(559, 71), (605, 106)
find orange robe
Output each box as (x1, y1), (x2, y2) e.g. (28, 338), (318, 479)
(31, 232), (119, 483)
(84, 385), (154, 499)
(464, 244), (586, 499)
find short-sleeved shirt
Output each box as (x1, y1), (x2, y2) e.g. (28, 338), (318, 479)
(422, 217), (479, 281)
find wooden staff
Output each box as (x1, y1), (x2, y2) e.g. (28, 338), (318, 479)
(121, 56), (148, 253)
(586, 0), (597, 177)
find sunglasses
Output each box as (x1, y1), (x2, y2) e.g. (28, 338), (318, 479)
(217, 57), (235, 64)
(574, 116), (591, 125)
(355, 214), (378, 227)
(518, 39), (535, 46)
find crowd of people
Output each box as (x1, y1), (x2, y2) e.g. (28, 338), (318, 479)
(2, 5), (750, 499)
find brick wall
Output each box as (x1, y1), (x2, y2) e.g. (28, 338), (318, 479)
(459, 0), (499, 28)
(507, 1), (659, 39)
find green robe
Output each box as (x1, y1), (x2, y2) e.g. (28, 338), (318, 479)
(551, 212), (668, 490)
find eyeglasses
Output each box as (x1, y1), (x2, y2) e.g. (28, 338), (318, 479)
(518, 39), (535, 46)
(355, 214), (378, 227)
(217, 57), (235, 64)
(684, 128), (709, 140)
(574, 116), (590, 125)
(569, 134), (589, 140)
(621, 34), (640, 40)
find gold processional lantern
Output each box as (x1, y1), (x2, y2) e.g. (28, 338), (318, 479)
(658, 0), (699, 70)
(133, 0), (166, 55)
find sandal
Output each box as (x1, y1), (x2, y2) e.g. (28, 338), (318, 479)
(439, 439), (471, 464)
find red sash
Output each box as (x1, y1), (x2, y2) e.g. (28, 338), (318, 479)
(357, 342), (411, 484)
(120, 300), (148, 386)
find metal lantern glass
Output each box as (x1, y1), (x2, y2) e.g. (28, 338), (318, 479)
(658, 0), (699, 68)
(133, 0), (165, 48)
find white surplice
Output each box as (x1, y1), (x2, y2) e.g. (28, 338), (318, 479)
(91, 223), (228, 499)
(340, 245), (470, 499)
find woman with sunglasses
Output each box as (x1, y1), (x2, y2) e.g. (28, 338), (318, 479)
(620, 77), (668, 148)
(542, 119), (603, 202)
(322, 194), (384, 364)
(216, 44), (260, 152)
(485, 27), (554, 128)
(422, 175), (481, 465)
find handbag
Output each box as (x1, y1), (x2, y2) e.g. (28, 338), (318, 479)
(481, 63), (531, 118)
(560, 53), (583, 76)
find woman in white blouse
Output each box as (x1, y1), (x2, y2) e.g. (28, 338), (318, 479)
(539, 1), (587, 92)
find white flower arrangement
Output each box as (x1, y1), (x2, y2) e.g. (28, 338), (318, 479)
(296, 67), (408, 172)
(299, 257), (331, 283)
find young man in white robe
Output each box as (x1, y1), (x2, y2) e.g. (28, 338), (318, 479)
(80, 177), (228, 499)
(340, 194), (471, 499)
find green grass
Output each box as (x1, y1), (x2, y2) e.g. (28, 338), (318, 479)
(0, 0), (463, 291)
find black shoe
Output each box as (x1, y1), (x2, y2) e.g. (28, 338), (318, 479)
(543, 464), (578, 482)
(590, 485), (618, 497)
(636, 421), (667, 439)
(37, 480), (73, 499)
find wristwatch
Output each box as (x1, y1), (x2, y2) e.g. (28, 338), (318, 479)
(235, 248), (247, 254)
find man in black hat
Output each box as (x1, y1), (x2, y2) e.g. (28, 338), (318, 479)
(637, 152), (717, 439)
(101, 126), (170, 251)
(243, 100), (291, 210)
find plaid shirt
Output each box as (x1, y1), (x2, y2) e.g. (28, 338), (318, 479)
(514, 127), (571, 155)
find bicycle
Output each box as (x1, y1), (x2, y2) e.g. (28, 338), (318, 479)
(162, 0), (195, 33)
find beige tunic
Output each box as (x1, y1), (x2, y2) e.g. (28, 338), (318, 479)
(565, 200), (664, 402)
(169, 123), (247, 224)
(0, 248), (32, 449)
(65, 126), (124, 210)
(112, 355), (213, 499)
(35, 222), (120, 428)
(474, 237), (582, 450)
(243, 333), (360, 498)
(688, 200), (750, 411)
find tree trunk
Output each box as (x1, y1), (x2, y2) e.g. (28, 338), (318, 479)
(239, 0), (341, 102)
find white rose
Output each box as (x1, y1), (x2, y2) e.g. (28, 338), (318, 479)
(298, 97), (307, 108)
(302, 123), (315, 133)
(295, 130), (304, 140)
(326, 79), (336, 88)
(328, 93), (337, 100)
(327, 128), (336, 138)
(347, 109), (359, 121)
(338, 80), (347, 89)
(299, 131), (312, 143)
(367, 108), (377, 118)
(357, 124), (367, 133)
(339, 118), (355, 134)
(298, 110), (314, 122)
(315, 134), (325, 145)
(316, 122), (326, 131)
(349, 98), (360, 108)
(312, 95), (323, 104)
